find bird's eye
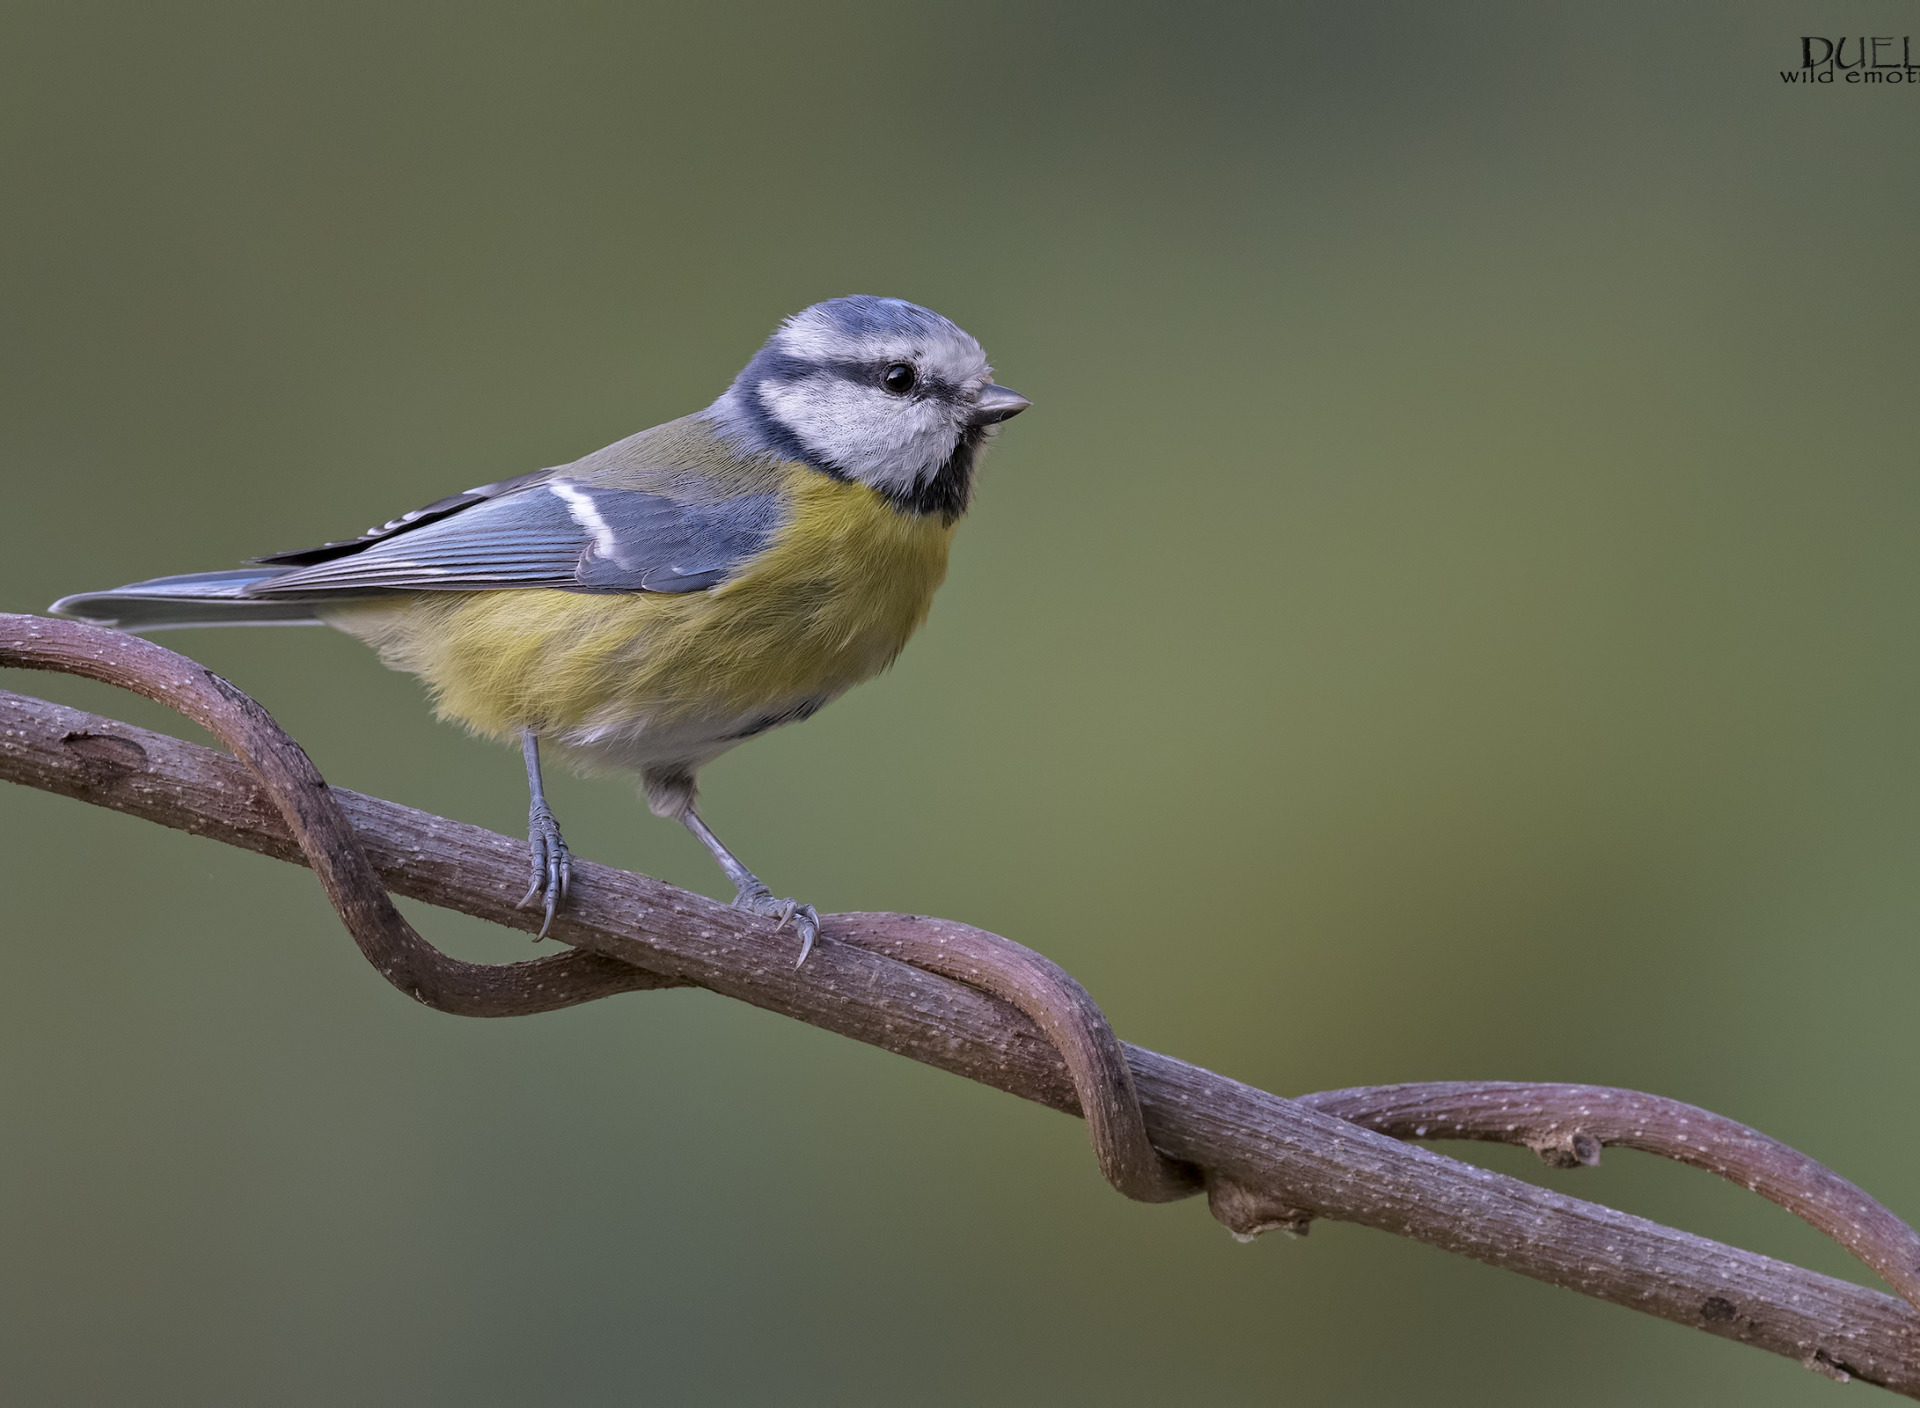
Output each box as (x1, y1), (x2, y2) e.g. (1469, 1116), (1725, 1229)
(881, 363), (917, 395)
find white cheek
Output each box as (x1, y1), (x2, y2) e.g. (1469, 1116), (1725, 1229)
(757, 375), (958, 492)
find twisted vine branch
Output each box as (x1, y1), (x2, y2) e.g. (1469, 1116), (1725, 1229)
(3, 613), (1918, 1392)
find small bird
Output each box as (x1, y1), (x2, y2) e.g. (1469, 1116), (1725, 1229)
(51, 296), (1029, 963)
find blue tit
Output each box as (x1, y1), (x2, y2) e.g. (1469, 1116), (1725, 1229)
(51, 296), (1030, 962)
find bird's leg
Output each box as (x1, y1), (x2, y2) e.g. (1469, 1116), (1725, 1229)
(517, 730), (570, 939)
(680, 807), (820, 967)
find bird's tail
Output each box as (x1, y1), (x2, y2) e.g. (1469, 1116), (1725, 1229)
(48, 568), (330, 631)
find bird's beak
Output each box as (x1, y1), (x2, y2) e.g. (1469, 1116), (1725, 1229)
(971, 384), (1031, 426)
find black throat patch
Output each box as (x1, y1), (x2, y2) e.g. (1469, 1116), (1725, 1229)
(880, 424), (983, 524)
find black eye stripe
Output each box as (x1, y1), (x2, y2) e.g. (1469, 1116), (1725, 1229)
(758, 353), (960, 400)
(823, 359), (932, 391)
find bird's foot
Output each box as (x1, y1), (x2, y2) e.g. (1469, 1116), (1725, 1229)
(518, 804), (571, 939)
(733, 882), (820, 967)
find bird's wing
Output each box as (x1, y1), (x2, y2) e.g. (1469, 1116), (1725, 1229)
(251, 468), (560, 567)
(246, 477), (787, 597)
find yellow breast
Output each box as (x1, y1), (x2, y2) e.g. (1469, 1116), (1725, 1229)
(325, 465), (956, 754)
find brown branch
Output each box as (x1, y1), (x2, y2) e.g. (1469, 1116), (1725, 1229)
(1299, 1083), (1920, 1313)
(4, 617), (1920, 1392)
(0, 614), (672, 1015)
(0, 615), (1195, 1210)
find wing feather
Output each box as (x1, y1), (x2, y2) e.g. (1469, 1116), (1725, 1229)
(251, 468), (559, 567)
(247, 481), (785, 598)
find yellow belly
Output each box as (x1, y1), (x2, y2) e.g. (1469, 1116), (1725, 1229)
(323, 466), (955, 767)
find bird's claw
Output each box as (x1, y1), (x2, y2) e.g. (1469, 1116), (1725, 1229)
(733, 883), (820, 967)
(518, 804), (571, 939)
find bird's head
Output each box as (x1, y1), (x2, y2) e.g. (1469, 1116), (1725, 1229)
(704, 296), (1028, 522)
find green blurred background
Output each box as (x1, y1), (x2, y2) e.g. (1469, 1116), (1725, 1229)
(2, 2), (1917, 1402)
